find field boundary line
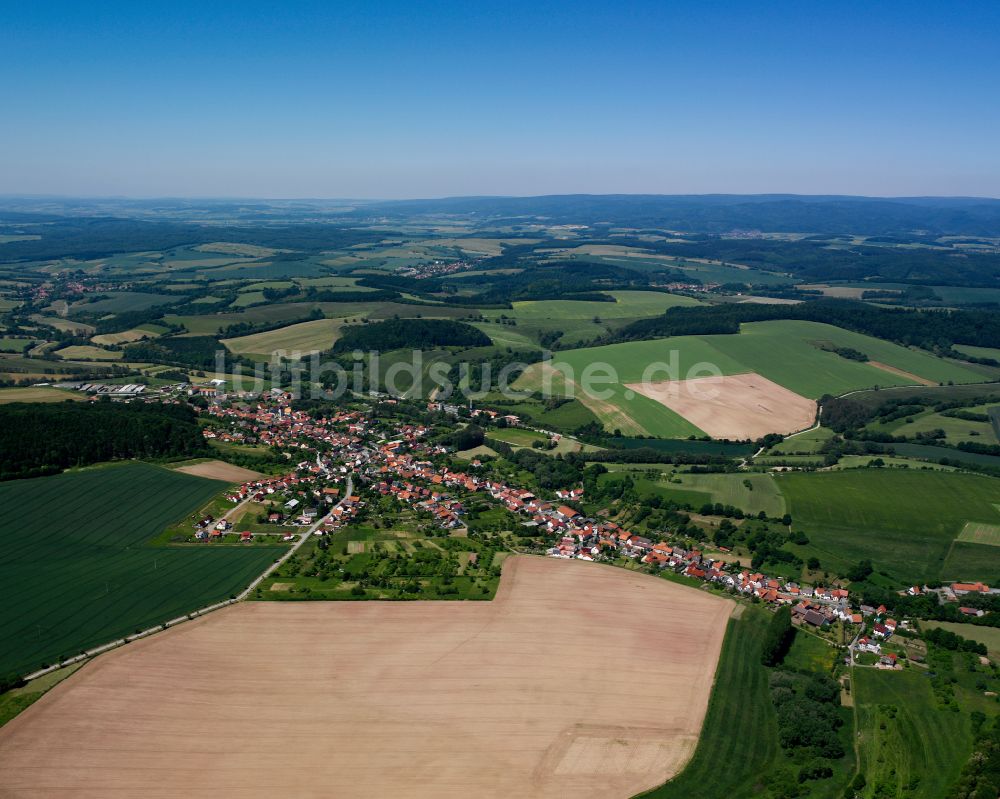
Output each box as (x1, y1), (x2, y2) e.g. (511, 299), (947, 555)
(21, 475), (352, 685)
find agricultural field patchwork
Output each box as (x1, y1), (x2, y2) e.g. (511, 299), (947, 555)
(628, 372), (817, 439)
(516, 319), (980, 437)
(0, 558), (732, 799)
(780, 470), (1000, 583)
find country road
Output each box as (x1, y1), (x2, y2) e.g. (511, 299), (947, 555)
(237, 474), (353, 600)
(23, 474), (354, 683)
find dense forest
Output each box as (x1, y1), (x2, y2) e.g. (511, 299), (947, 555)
(332, 318), (492, 353)
(635, 236), (1000, 285)
(0, 401), (208, 480)
(615, 299), (1000, 351)
(124, 336), (230, 370)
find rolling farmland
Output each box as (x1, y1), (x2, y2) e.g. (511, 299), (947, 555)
(515, 319), (983, 437)
(669, 473), (786, 517)
(0, 463), (284, 675)
(488, 291), (703, 348)
(780, 470), (1000, 583)
(222, 317), (349, 357)
(875, 403), (1000, 445)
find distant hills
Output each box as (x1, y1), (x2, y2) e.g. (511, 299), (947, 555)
(2, 193), (1000, 237)
(347, 194), (1000, 237)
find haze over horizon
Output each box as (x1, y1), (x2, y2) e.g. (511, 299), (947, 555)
(2, 0), (998, 198)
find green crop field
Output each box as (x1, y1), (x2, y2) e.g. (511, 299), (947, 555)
(706, 321), (982, 396)
(471, 322), (542, 350)
(649, 473), (786, 517)
(504, 290), (701, 321)
(484, 291), (703, 348)
(0, 338), (33, 353)
(0, 463), (284, 675)
(502, 397), (600, 431)
(598, 471), (711, 509)
(890, 442), (1000, 470)
(853, 669), (971, 799)
(0, 387), (85, 404)
(780, 470), (1000, 583)
(640, 608), (777, 798)
(69, 291), (176, 314)
(222, 317), (349, 357)
(832, 455), (957, 471)
(768, 426), (834, 454)
(955, 344), (1000, 362)
(487, 428), (547, 447)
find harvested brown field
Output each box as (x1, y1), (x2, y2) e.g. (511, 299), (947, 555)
(171, 459), (263, 482)
(0, 556), (731, 799)
(869, 361), (937, 386)
(627, 371), (817, 439)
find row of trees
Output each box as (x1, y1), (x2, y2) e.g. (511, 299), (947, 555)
(615, 298), (1000, 352)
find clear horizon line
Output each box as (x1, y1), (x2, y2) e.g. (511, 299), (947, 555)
(1, 191), (999, 203)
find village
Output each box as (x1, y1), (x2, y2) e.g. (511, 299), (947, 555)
(166, 387), (997, 672)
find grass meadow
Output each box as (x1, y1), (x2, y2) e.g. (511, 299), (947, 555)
(640, 472), (787, 517)
(768, 426), (834, 454)
(0, 463), (284, 675)
(0, 387), (85, 403)
(872, 403), (1000, 446)
(853, 669), (971, 799)
(923, 621), (1000, 661)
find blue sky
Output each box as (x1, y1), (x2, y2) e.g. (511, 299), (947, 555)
(1, 0), (998, 198)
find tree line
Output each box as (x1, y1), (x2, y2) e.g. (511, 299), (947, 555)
(331, 318), (492, 353)
(614, 298), (1000, 352)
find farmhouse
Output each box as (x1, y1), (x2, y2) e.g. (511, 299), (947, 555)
(952, 581), (992, 595)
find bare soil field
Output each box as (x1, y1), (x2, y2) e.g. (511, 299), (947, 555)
(0, 556), (731, 799)
(172, 459), (263, 482)
(628, 372), (817, 439)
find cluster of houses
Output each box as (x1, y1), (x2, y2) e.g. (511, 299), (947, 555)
(397, 258), (477, 280)
(194, 392), (999, 669)
(426, 401), (521, 426)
